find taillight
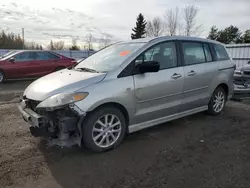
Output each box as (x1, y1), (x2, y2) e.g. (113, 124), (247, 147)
(71, 60), (77, 64)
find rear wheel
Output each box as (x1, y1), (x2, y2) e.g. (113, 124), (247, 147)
(208, 87), (226, 115)
(82, 106), (126, 152)
(0, 71), (5, 84)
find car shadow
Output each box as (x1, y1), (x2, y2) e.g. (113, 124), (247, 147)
(37, 112), (207, 188)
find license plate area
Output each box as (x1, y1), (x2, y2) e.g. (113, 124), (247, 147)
(19, 104), (46, 127)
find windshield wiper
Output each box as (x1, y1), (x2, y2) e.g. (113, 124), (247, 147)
(74, 67), (99, 73)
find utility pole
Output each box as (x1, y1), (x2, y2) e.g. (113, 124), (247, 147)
(22, 28), (25, 49)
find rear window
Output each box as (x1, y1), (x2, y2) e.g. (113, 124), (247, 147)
(213, 44), (230, 61)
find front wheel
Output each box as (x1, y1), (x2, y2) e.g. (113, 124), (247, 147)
(0, 71), (5, 84)
(208, 87), (226, 115)
(82, 106), (126, 152)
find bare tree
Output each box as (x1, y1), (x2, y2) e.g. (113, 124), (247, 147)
(85, 33), (94, 50)
(165, 7), (179, 36)
(72, 38), (77, 47)
(53, 41), (65, 50)
(146, 17), (164, 37)
(183, 5), (203, 36)
(98, 33), (112, 49)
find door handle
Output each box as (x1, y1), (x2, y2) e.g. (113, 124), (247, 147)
(188, 70), (196, 76)
(171, 73), (182, 79)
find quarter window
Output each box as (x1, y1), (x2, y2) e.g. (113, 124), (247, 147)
(136, 42), (177, 70)
(182, 42), (206, 65)
(36, 52), (60, 60)
(213, 44), (230, 61)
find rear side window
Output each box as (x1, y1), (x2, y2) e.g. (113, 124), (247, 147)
(213, 44), (230, 61)
(48, 52), (61, 59)
(182, 42), (206, 65)
(36, 52), (60, 60)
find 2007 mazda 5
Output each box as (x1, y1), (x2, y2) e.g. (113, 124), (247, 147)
(18, 36), (235, 152)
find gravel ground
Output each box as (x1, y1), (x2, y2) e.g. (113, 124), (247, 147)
(0, 80), (32, 92)
(1, 101), (250, 188)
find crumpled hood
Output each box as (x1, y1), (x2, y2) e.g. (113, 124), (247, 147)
(24, 69), (106, 101)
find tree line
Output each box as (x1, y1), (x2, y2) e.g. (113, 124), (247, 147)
(0, 30), (43, 50)
(131, 5), (250, 45)
(0, 30), (112, 51)
(208, 26), (250, 44)
(131, 5), (203, 39)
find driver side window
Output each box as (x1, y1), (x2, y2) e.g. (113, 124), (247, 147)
(136, 42), (177, 70)
(14, 52), (35, 62)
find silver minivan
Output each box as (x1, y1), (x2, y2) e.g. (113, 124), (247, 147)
(19, 36), (235, 152)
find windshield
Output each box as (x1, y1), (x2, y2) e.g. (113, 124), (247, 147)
(0, 50), (19, 60)
(75, 42), (145, 72)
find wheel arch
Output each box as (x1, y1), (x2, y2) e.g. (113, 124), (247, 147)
(88, 102), (130, 129)
(217, 83), (229, 97)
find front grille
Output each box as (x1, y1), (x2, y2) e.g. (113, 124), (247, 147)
(25, 99), (41, 111)
(234, 78), (250, 86)
(244, 71), (250, 76)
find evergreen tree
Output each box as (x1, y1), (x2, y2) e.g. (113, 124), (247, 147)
(49, 40), (55, 50)
(242, 30), (250, 43)
(207, 26), (219, 40)
(0, 30), (23, 49)
(216, 25), (242, 44)
(69, 45), (80, 50)
(131, 13), (147, 39)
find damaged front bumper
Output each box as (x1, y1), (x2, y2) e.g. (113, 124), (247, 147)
(233, 74), (250, 99)
(18, 99), (86, 146)
(233, 85), (250, 99)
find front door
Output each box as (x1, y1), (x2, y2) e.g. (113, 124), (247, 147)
(3, 52), (37, 79)
(133, 41), (184, 124)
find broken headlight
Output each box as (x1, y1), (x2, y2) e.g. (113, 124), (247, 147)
(36, 92), (88, 109)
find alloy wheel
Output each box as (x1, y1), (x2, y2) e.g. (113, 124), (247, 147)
(92, 114), (122, 148)
(213, 91), (225, 113)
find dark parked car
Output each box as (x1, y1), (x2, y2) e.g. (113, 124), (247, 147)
(0, 50), (77, 83)
(233, 61), (250, 99)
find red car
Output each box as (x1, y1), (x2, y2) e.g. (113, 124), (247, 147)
(0, 50), (77, 83)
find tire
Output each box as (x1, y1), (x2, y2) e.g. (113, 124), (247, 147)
(0, 70), (5, 84)
(82, 106), (126, 152)
(207, 87), (226, 116)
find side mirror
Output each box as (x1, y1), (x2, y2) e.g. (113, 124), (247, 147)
(9, 57), (15, 63)
(248, 61), (250, 64)
(137, 61), (160, 74)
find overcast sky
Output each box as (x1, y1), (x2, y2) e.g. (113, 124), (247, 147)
(0, 0), (249, 46)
